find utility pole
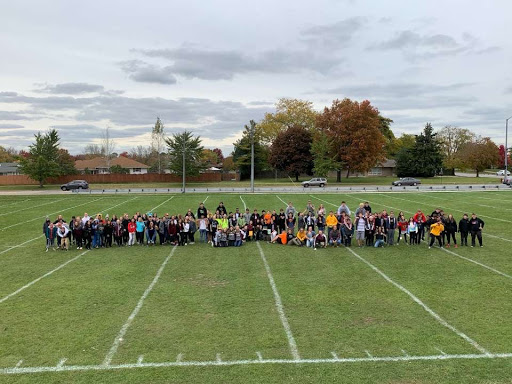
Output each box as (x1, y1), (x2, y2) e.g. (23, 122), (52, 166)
(250, 120), (256, 193)
(182, 141), (186, 193)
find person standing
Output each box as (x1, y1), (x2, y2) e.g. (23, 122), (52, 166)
(197, 202), (208, 220)
(386, 212), (397, 245)
(429, 217), (444, 249)
(354, 213), (367, 247)
(469, 213), (484, 247)
(445, 214), (458, 248)
(458, 214), (470, 246)
(285, 202), (296, 219)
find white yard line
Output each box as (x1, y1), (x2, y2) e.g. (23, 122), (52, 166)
(0, 250), (89, 304)
(0, 198), (31, 209)
(203, 195), (209, 204)
(256, 242), (300, 360)
(345, 247), (490, 355)
(0, 197), (105, 232)
(0, 198), (70, 217)
(239, 195), (247, 211)
(0, 197), (138, 257)
(424, 193), (512, 212)
(147, 196), (175, 214)
(441, 248), (512, 280)
(4, 353), (512, 374)
(275, 195), (288, 207)
(383, 193), (512, 224)
(102, 246), (177, 366)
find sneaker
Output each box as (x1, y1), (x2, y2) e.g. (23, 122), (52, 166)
(428, 246), (431, 249)
(471, 245), (474, 248)
(46, 248), (49, 252)
(480, 245), (483, 247)
(454, 245), (458, 248)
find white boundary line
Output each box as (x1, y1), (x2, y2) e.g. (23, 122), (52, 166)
(147, 196), (175, 214)
(344, 247), (490, 355)
(441, 248), (512, 280)
(3, 353), (512, 374)
(203, 195), (209, 204)
(0, 197), (71, 217)
(0, 197), (105, 231)
(256, 242), (300, 360)
(102, 246), (177, 366)
(0, 250), (89, 304)
(0, 196), (138, 258)
(239, 195), (247, 210)
(276, 195), (288, 207)
(0, 198), (31, 209)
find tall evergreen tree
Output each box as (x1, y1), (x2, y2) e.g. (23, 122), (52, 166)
(232, 123), (269, 179)
(165, 131), (204, 176)
(20, 129), (62, 187)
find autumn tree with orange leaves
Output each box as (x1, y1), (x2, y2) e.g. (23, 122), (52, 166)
(316, 98), (387, 181)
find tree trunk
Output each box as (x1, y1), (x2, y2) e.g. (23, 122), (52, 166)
(346, 168), (350, 178)
(295, 173), (299, 182)
(336, 170), (341, 182)
(476, 169), (479, 177)
(39, 179), (44, 188)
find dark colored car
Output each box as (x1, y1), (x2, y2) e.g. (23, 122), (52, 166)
(61, 180), (89, 191)
(392, 177), (421, 186)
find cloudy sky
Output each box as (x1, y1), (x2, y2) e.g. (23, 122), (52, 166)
(1, 0), (511, 156)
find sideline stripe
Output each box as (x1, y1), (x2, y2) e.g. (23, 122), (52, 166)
(203, 195), (209, 204)
(2, 353), (512, 375)
(0, 197), (138, 257)
(276, 195), (288, 207)
(441, 248), (512, 280)
(345, 247), (490, 355)
(256, 242), (300, 360)
(0, 197), (105, 231)
(0, 198), (70, 217)
(147, 196), (175, 214)
(0, 250), (89, 304)
(239, 195), (247, 211)
(103, 246), (177, 366)
(0, 198), (31, 209)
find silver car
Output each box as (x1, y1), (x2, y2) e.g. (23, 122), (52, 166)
(302, 178), (327, 187)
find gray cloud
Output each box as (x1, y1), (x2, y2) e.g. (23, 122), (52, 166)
(35, 82), (105, 94)
(321, 82), (474, 98)
(120, 60), (177, 84)
(368, 30), (498, 59)
(0, 123), (24, 129)
(0, 111), (29, 120)
(300, 17), (366, 47)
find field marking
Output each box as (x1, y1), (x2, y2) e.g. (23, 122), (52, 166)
(345, 247), (490, 355)
(103, 246), (177, 366)
(435, 347), (447, 355)
(383, 193), (512, 224)
(176, 354), (183, 362)
(239, 195), (247, 210)
(0, 235), (44, 256)
(256, 352), (263, 361)
(216, 354), (222, 363)
(57, 359), (67, 368)
(203, 195), (209, 204)
(0, 250), (89, 304)
(15, 360), (23, 368)
(0, 198), (31, 209)
(3, 353), (512, 374)
(0, 197), (105, 231)
(0, 197), (71, 217)
(401, 349), (409, 357)
(256, 242), (300, 360)
(0, 197), (138, 257)
(331, 352), (339, 360)
(365, 350), (373, 358)
(137, 356), (144, 365)
(441, 248), (512, 280)
(423, 193), (512, 213)
(275, 195), (288, 207)
(147, 196), (175, 213)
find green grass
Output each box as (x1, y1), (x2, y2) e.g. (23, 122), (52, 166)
(0, 175), (502, 191)
(0, 191), (511, 383)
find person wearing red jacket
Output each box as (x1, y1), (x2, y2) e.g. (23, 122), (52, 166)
(127, 218), (136, 246)
(413, 210), (427, 241)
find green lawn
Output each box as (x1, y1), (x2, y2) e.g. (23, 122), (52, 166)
(0, 191), (511, 383)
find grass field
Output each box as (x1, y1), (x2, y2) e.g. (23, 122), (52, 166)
(0, 191), (511, 383)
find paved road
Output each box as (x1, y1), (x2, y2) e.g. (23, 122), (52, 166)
(455, 172), (504, 178)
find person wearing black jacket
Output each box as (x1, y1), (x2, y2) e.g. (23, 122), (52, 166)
(386, 212), (397, 245)
(444, 214), (457, 248)
(469, 213), (485, 247)
(458, 214), (470, 246)
(216, 202), (227, 216)
(197, 203), (207, 220)
(104, 220), (113, 248)
(122, 214), (130, 244)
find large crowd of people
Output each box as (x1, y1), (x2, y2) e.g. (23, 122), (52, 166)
(42, 199), (485, 251)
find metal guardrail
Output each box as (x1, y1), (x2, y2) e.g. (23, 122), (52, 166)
(73, 184), (511, 194)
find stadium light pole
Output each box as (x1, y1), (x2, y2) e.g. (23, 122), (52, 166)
(506, 115), (512, 181)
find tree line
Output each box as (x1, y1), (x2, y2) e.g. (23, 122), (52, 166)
(7, 98), (507, 187)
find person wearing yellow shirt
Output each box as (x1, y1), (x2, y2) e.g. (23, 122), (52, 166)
(289, 228), (307, 246)
(429, 217), (444, 249)
(325, 211), (338, 237)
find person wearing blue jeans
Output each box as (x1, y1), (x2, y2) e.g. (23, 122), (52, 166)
(374, 228), (386, 248)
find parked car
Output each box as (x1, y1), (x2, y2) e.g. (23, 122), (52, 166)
(302, 178), (327, 188)
(61, 180), (89, 191)
(496, 170), (511, 176)
(392, 177), (421, 186)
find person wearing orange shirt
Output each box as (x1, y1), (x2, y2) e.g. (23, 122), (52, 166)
(429, 217), (444, 249)
(325, 211), (338, 237)
(270, 230), (288, 245)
